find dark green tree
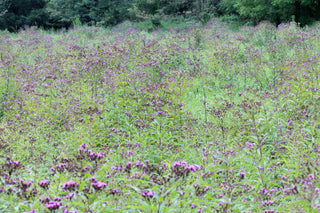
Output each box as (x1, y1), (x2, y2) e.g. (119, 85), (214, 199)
(234, 0), (271, 24)
(0, 0), (319, 31)
(94, 0), (135, 26)
(271, 0), (320, 25)
(46, 0), (135, 28)
(46, 0), (80, 28)
(0, 0), (48, 31)
(219, 0), (319, 25)
(0, 0), (10, 16)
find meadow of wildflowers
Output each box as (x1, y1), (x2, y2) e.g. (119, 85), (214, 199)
(0, 20), (320, 212)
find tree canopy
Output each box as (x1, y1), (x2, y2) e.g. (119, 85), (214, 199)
(0, 0), (319, 31)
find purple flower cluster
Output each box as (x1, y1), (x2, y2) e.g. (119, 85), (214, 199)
(194, 184), (211, 196)
(134, 160), (148, 172)
(66, 192), (74, 200)
(89, 176), (107, 191)
(38, 180), (50, 189)
(141, 191), (154, 199)
(62, 180), (79, 191)
(78, 145), (104, 161)
(109, 188), (119, 195)
(39, 196), (62, 211)
(172, 161), (200, 178)
(240, 169), (245, 179)
(45, 201), (62, 211)
(19, 179), (32, 189)
(3, 159), (22, 175)
(39, 196), (51, 203)
(91, 181), (107, 191)
(260, 200), (275, 207)
(63, 209), (78, 213)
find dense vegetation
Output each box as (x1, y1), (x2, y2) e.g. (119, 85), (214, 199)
(0, 20), (320, 212)
(0, 0), (320, 32)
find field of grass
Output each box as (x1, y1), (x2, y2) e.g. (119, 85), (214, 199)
(0, 20), (320, 212)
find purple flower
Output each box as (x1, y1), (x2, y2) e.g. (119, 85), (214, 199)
(308, 174), (315, 180)
(39, 196), (50, 204)
(204, 186), (211, 191)
(19, 179), (32, 188)
(66, 192), (74, 200)
(147, 191), (154, 197)
(45, 201), (61, 211)
(173, 161), (181, 167)
(247, 142), (253, 149)
(91, 181), (107, 190)
(54, 197), (62, 201)
(38, 180), (50, 189)
(110, 188), (119, 195)
(186, 164), (200, 172)
(89, 177), (96, 182)
(97, 152), (104, 159)
(240, 169), (245, 178)
(141, 191), (154, 198)
(64, 209), (78, 213)
(62, 180), (79, 191)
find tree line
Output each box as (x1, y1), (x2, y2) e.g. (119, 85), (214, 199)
(0, 0), (319, 32)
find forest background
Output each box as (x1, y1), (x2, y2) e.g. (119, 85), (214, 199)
(0, 0), (320, 32)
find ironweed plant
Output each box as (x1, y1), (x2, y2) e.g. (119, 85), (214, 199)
(0, 21), (320, 212)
